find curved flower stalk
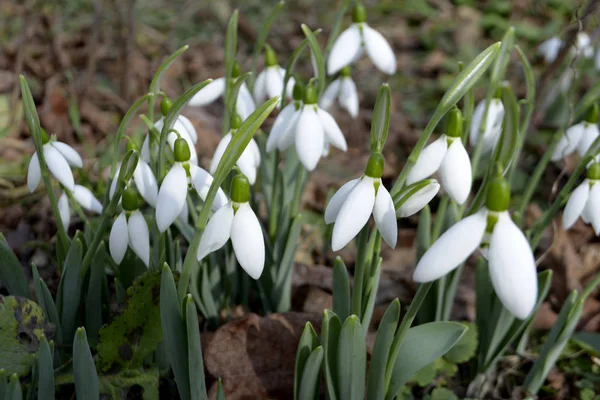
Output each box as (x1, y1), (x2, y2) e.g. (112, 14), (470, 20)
(210, 114), (261, 185)
(537, 32), (594, 64)
(109, 187), (150, 267)
(562, 162), (600, 234)
(413, 173), (538, 319)
(469, 94), (505, 154)
(406, 108), (472, 204)
(551, 104), (599, 162)
(57, 185), (103, 229)
(188, 61), (256, 120)
(155, 138), (227, 232)
(111, 142), (158, 207)
(266, 81), (304, 152)
(327, 3), (396, 75)
(27, 130), (82, 192)
(325, 152), (397, 251)
(253, 45), (295, 104)
(196, 173), (265, 279)
(320, 66), (359, 118)
(395, 179), (440, 218)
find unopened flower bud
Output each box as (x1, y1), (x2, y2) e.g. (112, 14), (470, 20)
(173, 137), (191, 162)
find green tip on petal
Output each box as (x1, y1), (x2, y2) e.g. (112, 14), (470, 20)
(292, 80), (304, 101)
(264, 45), (278, 67)
(585, 104), (599, 124)
(587, 162), (600, 180)
(41, 129), (50, 144)
(231, 113), (242, 130)
(160, 97), (173, 116)
(122, 187), (139, 211)
(126, 140), (138, 152)
(232, 61), (241, 78)
(173, 138), (191, 162)
(303, 82), (318, 105)
(446, 107), (463, 138)
(365, 152), (385, 178)
(352, 3), (367, 23)
(340, 66), (352, 77)
(485, 175), (510, 212)
(231, 173), (251, 203)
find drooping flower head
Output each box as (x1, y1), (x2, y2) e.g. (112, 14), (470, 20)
(196, 173), (265, 279)
(253, 45), (294, 104)
(325, 152), (397, 251)
(320, 66), (359, 118)
(413, 172), (538, 319)
(563, 161), (600, 234)
(28, 129), (83, 192)
(109, 187), (150, 267)
(266, 80), (304, 152)
(58, 185), (103, 230)
(469, 91), (505, 154)
(210, 114), (261, 185)
(552, 104), (599, 162)
(155, 137), (227, 232)
(406, 108), (472, 204)
(327, 3), (396, 75)
(395, 179), (440, 218)
(111, 140), (158, 207)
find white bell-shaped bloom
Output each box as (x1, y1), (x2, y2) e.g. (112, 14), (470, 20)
(563, 163), (600, 234)
(141, 115), (198, 165)
(537, 33), (593, 64)
(327, 5), (396, 75)
(196, 174), (264, 279)
(575, 32), (594, 59)
(109, 210), (150, 267)
(266, 82), (305, 153)
(413, 176), (537, 319)
(469, 98), (505, 154)
(395, 179), (440, 218)
(537, 37), (563, 63)
(551, 119), (599, 162)
(155, 138), (227, 232)
(110, 158), (158, 208)
(28, 137), (82, 192)
(325, 153), (397, 251)
(320, 68), (359, 118)
(57, 184), (103, 229)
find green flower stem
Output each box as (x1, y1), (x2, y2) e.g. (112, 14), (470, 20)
(384, 282), (433, 398)
(268, 151), (281, 241)
(431, 196), (449, 241)
(351, 226), (370, 318)
(291, 166), (307, 217)
(64, 189), (88, 226)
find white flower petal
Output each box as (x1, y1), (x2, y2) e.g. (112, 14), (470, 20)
(405, 136), (447, 185)
(339, 77), (359, 118)
(373, 184), (398, 248)
(397, 180), (440, 218)
(480, 99), (505, 153)
(267, 103), (296, 152)
(58, 192), (70, 229)
(439, 139), (472, 205)
(318, 108), (347, 151)
(362, 25), (397, 75)
(178, 200), (189, 225)
(209, 133), (232, 175)
(127, 210), (150, 267)
(551, 122), (584, 161)
(327, 25), (362, 75)
(488, 213), (538, 319)
(230, 203), (265, 279)
(324, 177), (362, 224)
(562, 181), (589, 229)
(44, 144), (75, 191)
(469, 101), (486, 148)
(278, 109), (301, 151)
(72, 185), (103, 213)
(319, 79), (341, 110)
(413, 209), (487, 282)
(189, 77), (225, 106)
(332, 177), (376, 251)
(237, 83), (256, 120)
(283, 70), (295, 99)
(190, 164), (226, 211)
(132, 161), (158, 207)
(253, 70), (267, 103)
(265, 66), (284, 100)
(109, 212), (129, 264)
(538, 37), (562, 63)
(155, 163), (188, 232)
(109, 165), (120, 200)
(577, 124), (599, 157)
(295, 107), (325, 171)
(177, 115), (198, 144)
(51, 142), (83, 168)
(27, 151), (41, 192)
(197, 203), (234, 260)
(585, 183), (600, 235)
(236, 148), (257, 185)
(248, 138), (261, 168)
(141, 135), (151, 162)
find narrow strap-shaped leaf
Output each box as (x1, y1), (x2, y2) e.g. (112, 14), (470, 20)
(321, 310), (342, 400)
(301, 24), (326, 96)
(0, 233), (30, 297)
(272, 215), (303, 312)
(367, 299), (400, 400)
(57, 238), (83, 344)
(297, 347), (324, 400)
(149, 45), (189, 95)
(216, 378), (225, 400)
(0, 370), (7, 399)
(336, 315), (366, 400)
(32, 265), (62, 343)
(73, 327), (99, 400)
(249, 1), (285, 88)
(361, 258), (382, 337)
(185, 295), (208, 400)
(332, 257), (351, 322)
(280, 30), (321, 108)
(85, 243), (106, 345)
(6, 374), (22, 400)
(294, 322), (320, 400)
(222, 10), (239, 134)
(224, 72), (251, 122)
(37, 336), (55, 400)
(370, 83), (392, 153)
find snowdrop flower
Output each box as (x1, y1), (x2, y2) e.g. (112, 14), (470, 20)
(253, 45), (294, 104)
(57, 185), (103, 229)
(575, 32), (594, 59)
(563, 162), (600, 234)
(537, 33), (593, 64)
(266, 81), (304, 152)
(325, 152), (397, 251)
(109, 187), (150, 267)
(155, 138), (227, 232)
(27, 130), (82, 192)
(196, 173), (264, 279)
(551, 105), (599, 162)
(395, 179), (440, 218)
(320, 66), (359, 118)
(188, 61), (256, 120)
(414, 174), (538, 319)
(469, 95), (505, 154)
(210, 114), (260, 185)
(286, 82), (348, 170)
(537, 37), (562, 63)
(406, 108), (472, 204)
(327, 4), (396, 75)
(111, 142), (158, 207)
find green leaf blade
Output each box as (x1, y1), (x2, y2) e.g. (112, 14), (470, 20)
(73, 327), (100, 400)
